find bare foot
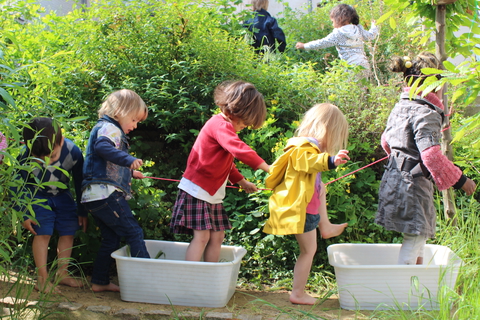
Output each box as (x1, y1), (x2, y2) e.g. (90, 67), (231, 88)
(91, 282), (120, 292)
(35, 281), (61, 294)
(319, 222), (348, 239)
(289, 292), (318, 305)
(58, 276), (84, 288)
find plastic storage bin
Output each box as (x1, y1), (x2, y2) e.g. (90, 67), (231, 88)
(327, 243), (462, 310)
(111, 240), (247, 307)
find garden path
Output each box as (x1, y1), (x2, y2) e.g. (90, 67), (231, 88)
(0, 274), (373, 319)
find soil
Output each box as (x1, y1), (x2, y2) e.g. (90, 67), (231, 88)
(0, 273), (373, 319)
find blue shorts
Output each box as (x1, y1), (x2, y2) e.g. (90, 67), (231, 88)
(304, 213), (320, 233)
(31, 192), (80, 236)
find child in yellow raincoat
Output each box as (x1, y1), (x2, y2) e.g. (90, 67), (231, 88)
(264, 103), (349, 305)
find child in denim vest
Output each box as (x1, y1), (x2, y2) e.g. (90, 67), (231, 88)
(82, 89), (149, 292)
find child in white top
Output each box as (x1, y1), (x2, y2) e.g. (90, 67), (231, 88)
(296, 4), (377, 70)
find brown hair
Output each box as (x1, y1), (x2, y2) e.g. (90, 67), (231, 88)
(330, 4), (359, 26)
(214, 80), (267, 129)
(23, 117), (63, 157)
(296, 103), (349, 155)
(251, 0), (269, 11)
(389, 51), (441, 86)
(98, 89), (148, 122)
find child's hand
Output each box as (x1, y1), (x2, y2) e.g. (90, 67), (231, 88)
(238, 179), (258, 193)
(130, 159), (143, 170)
(22, 219), (37, 235)
(258, 162), (270, 173)
(78, 216), (88, 233)
(334, 150), (350, 167)
(461, 178), (476, 196)
(295, 42), (305, 50)
(133, 170), (146, 179)
(371, 19), (376, 25)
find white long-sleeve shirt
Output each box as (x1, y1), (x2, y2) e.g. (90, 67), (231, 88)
(304, 23), (378, 69)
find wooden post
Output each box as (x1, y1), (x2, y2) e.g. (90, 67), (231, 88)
(435, 4), (457, 224)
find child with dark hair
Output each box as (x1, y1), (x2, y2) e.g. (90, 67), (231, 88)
(296, 3), (377, 70)
(375, 52), (476, 265)
(18, 117), (86, 293)
(243, 0), (287, 54)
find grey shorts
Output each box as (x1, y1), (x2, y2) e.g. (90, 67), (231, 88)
(304, 214), (320, 233)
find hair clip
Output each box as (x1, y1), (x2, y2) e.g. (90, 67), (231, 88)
(403, 56), (412, 69)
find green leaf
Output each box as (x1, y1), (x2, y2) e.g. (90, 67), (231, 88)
(442, 60), (457, 73)
(451, 87), (466, 103)
(0, 88), (15, 108)
(67, 116), (89, 122)
(41, 181), (68, 189)
(376, 10), (394, 25)
(389, 16), (397, 29)
(249, 228), (260, 235)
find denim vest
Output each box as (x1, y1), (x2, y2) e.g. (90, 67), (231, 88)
(82, 116), (133, 198)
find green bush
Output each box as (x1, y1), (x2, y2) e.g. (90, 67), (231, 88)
(3, 0), (475, 290)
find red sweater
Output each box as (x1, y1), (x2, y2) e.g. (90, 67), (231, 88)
(183, 114), (265, 195)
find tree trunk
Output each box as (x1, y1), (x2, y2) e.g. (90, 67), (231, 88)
(435, 5), (457, 224)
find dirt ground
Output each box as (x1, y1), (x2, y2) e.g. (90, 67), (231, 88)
(0, 273), (373, 319)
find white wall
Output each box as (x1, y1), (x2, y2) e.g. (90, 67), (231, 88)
(37, 0), (314, 17)
(37, 0), (88, 15)
(238, 0), (314, 17)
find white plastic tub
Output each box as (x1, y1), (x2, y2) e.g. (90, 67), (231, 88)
(327, 243), (462, 310)
(111, 240), (247, 307)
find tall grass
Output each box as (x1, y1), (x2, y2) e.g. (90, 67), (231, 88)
(369, 194), (480, 319)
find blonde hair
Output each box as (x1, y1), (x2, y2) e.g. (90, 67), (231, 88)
(214, 80), (266, 129)
(251, 0), (269, 11)
(98, 89), (148, 121)
(296, 103), (348, 155)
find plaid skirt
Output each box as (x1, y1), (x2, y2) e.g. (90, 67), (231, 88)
(170, 189), (231, 235)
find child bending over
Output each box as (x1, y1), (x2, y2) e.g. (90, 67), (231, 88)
(19, 117), (86, 293)
(170, 80), (270, 262)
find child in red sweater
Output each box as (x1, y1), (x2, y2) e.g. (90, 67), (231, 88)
(170, 80), (270, 262)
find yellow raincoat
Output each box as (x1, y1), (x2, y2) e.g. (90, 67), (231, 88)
(264, 137), (330, 235)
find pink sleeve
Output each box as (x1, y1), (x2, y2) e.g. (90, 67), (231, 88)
(0, 132), (6, 151)
(421, 145), (462, 191)
(381, 133), (391, 155)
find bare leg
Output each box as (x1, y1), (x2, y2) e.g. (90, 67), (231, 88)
(33, 235), (60, 293)
(318, 182), (347, 239)
(290, 230), (318, 305)
(56, 235), (83, 287)
(185, 230), (210, 261)
(204, 230), (225, 262)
